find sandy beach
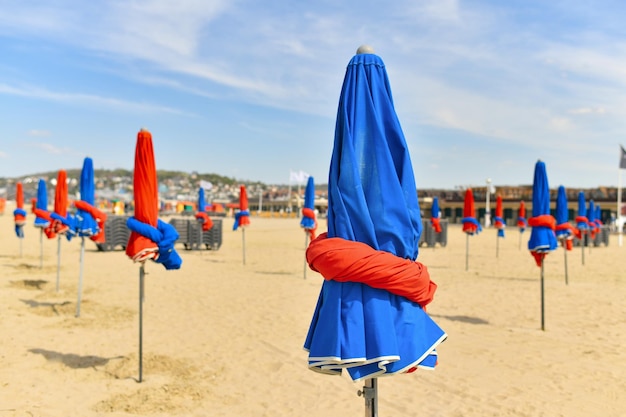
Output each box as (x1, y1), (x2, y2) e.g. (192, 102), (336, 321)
(1, 210), (625, 417)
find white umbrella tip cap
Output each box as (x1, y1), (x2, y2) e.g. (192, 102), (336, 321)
(356, 45), (375, 54)
(140, 127), (149, 132)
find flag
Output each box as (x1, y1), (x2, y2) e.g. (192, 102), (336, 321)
(620, 145), (626, 169)
(200, 180), (213, 191)
(289, 170), (309, 184)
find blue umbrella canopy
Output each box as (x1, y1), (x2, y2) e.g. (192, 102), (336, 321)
(555, 185), (574, 250)
(555, 186), (568, 226)
(431, 196), (440, 219)
(528, 160), (557, 265)
(34, 179), (49, 228)
(430, 196), (442, 233)
(587, 200), (596, 224)
(300, 176), (316, 233)
(304, 50), (446, 381)
(77, 157), (99, 236)
(198, 187), (206, 213)
(575, 191), (588, 231)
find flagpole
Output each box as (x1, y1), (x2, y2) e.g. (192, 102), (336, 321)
(619, 145), (625, 247)
(619, 165), (623, 247)
(289, 171), (293, 215)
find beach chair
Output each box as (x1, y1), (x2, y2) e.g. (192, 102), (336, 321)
(96, 215), (131, 251)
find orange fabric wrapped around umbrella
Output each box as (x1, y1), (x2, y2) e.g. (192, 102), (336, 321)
(126, 129), (160, 262)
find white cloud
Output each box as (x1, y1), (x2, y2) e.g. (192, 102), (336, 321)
(28, 129), (51, 137)
(0, 83), (189, 115)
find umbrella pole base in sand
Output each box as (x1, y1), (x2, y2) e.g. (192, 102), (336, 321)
(541, 259), (546, 331)
(76, 237), (85, 318)
(242, 228), (246, 265)
(303, 233), (309, 279)
(465, 234), (469, 271)
(56, 236), (61, 292)
(40, 229), (43, 269)
(138, 263), (145, 383)
(358, 378), (378, 417)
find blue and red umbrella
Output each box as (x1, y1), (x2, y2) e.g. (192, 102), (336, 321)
(74, 157), (108, 243)
(233, 185), (250, 264)
(461, 188), (481, 270)
(49, 170), (77, 241)
(233, 185), (250, 231)
(33, 178), (50, 268)
(462, 188), (481, 235)
(125, 128), (181, 382)
(430, 196), (442, 233)
(594, 204), (602, 229)
(575, 191), (588, 238)
(301, 176), (317, 279)
(528, 161), (557, 266)
(574, 191), (588, 265)
(195, 187), (213, 232)
(126, 129), (181, 270)
(555, 185), (574, 284)
(517, 200), (528, 233)
(13, 182), (26, 240)
(494, 195), (505, 237)
(300, 176), (317, 240)
(304, 49), (446, 394)
(493, 195), (505, 257)
(555, 185), (574, 250)
(34, 179), (50, 229)
(527, 160), (557, 330)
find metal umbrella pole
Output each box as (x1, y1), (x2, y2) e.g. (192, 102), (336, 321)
(242, 228), (246, 265)
(496, 234), (500, 258)
(138, 262), (145, 382)
(465, 234), (469, 271)
(541, 258), (546, 330)
(563, 240), (568, 285)
(56, 236), (61, 292)
(303, 233), (309, 279)
(76, 236), (85, 317)
(359, 378), (378, 417)
(581, 231), (585, 266)
(39, 228), (44, 269)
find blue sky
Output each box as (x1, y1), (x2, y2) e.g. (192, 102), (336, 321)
(1, 0), (625, 189)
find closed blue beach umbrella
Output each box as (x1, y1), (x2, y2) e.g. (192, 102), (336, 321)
(34, 179), (49, 228)
(575, 191), (589, 264)
(527, 160), (557, 330)
(300, 176), (317, 279)
(300, 175), (317, 237)
(430, 196), (441, 233)
(34, 178), (49, 268)
(555, 185), (574, 284)
(555, 185), (574, 246)
(195, 187), (213, 232)
(303, 47), (446, 414)
(77, 157), (98, 236)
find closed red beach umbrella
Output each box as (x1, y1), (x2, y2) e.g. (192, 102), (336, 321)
(14, 182), (26, 239)
(55, 170), (68, 218)
(126, 129), (159, 262)
(461, 188), (480, 234)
